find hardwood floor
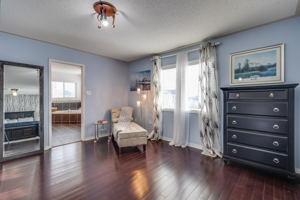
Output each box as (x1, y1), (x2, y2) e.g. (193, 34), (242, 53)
(52, 125), (81, 147)
(0, 139), (299, 200)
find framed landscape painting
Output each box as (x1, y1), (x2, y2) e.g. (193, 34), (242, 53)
(129, 70), (151, 91)
(230, 44), (284, 85)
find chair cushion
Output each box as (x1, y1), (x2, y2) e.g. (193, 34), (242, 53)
(118, 107), (133, 122)
(114, 122), (147, 139)
(111, 108), (121, 123)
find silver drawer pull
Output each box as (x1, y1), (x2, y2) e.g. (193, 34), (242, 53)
(273, 107), (280, 112)
(235, 93), (240, 98)
(269, 92), (274, 98)
(272, 141), (280, 147)
(232, 149), (237, 154)
(231, 134), (237, 139)
(273, 124), (279, 129)
(232, 106), (237, 111)
(232, 120), (237, 125)
(273, 158), (280, 164)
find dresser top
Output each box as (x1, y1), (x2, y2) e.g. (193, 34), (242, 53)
(220, 83), (298, 91)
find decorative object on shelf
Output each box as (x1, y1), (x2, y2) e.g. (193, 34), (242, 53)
(129, 70), (151, 91)
(94, 120), (110, 142)
(221, 83), (298, 178)
(97, 120), (108, 124)
(230, 44), (284, 85)
(93, 0), (117, 29)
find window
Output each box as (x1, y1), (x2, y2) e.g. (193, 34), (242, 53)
(52, 81), (76, 98)
(161, 67), (176, 109)
(185, 63), (200, 110)
(160, 63), (200, 110)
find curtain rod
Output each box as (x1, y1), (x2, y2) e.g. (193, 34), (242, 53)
(151, 42), (221, 61)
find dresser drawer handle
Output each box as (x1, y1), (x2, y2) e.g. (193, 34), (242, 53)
(273, 158), (280, 164)
(232, 106), (237, 111)
(269, 92), (274, 98)
(232, 120), (237, 125)
(272, 141), (280, 147)
(273, 124), (279, 129)
(235, 93), (240, 98)
(232, 149), (237, 154)
(231, 134), (237, 139)
(273, 107), (280, 112)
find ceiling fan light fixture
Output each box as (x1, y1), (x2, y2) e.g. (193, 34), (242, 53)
(93, 0), (117, 29)
(11, 88), (19, 96)
(101, 19), (109, 27)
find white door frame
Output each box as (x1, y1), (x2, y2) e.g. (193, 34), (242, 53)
(47, 59), (86, 149)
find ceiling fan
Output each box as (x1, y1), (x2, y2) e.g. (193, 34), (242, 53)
(93, 0), (117, 29)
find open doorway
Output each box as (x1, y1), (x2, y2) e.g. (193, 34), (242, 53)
(49, 60), (85, 147)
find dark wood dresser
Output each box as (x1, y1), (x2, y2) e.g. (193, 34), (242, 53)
(221, 84), (298, 177)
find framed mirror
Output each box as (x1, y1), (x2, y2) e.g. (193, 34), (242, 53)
(0, 61), (44, 162)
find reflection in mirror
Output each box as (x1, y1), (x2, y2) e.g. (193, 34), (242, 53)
(3, 65), (41, 157)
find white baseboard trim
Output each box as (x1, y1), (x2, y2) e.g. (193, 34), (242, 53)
(161, 136), (203, 150)
(82, 136), (95, 141)
(295, 168), (300, 174)
(44, 146), (51, 151)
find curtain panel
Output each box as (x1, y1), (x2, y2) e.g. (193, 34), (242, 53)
(169, 52), (190, 148)
(148, 56), (162, 140)
(199, 43), (222, 157)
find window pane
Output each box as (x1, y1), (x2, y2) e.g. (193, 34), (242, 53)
(161, 68), (176, 90)
(160, 64), (200, 110)
(185, 64), (200, 110)
(161, 68), (176, 109)
(52, 81), (64, 98)
(64, 82), (76, 98)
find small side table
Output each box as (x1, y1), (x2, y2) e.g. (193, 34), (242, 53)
(94, 120), (109, 142)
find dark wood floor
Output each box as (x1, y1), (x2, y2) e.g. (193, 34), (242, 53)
(0, 139), (299, 200)
(52, 125), (81, 147)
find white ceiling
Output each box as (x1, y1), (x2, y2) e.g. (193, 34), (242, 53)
(0, 0), (299, 62)
(4, 65), (40, 95)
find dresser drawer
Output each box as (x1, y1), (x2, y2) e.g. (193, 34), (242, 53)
(227, 102), (288, 117)
(227, 129), (288, 152)
(228, 90), (288, 100)
(227, 115), (288, 134)
(227, 144), (288, 169)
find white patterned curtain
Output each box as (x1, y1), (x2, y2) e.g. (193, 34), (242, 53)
(199, 43), (222, 157)
(169, 51), (190, 148)
(148, 56), (162, 140)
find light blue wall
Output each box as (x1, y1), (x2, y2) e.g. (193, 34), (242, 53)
(128, 16), (300, 168)
(0, 32), (129, 147)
